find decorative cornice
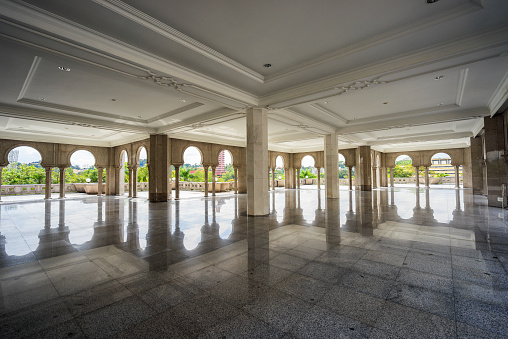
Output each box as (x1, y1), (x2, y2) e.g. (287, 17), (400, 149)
(265, 0), (483, 83)
(0, 0), (258, 105)
(487, 69), (508, 115)
(261, 26), (508, 107)
(0, 103), (155, 134)
(91, 0), (264, 83)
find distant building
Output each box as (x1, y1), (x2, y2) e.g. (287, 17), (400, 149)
(430, 158), (462, 176)
(216, 150), (226, 176)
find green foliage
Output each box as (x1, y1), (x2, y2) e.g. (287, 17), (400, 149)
(138, 165), (149, 182)
(396, 158), (412, 166)
(300, 168), (316, 179)
(393, 164), (414, 178)
(1, 163), (106, 185)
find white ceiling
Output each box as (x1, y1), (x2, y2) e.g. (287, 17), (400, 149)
(0, 0), (507, 152)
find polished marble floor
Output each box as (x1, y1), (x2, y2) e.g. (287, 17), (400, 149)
(1, 187), (507, 338)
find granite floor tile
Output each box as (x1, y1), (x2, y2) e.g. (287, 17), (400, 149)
(318, 284), (385, 326)
(289, 304), (372, 339)
(375, 301), (456, 338)
(76, 295), (156, 338)
(273, 272), (331, 303)
(243, 288), (313, 332)
(387, 282), (455, 319)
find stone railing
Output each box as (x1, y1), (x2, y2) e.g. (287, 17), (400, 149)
(173, 181), (235, 192)
(0, 182), (149, 196)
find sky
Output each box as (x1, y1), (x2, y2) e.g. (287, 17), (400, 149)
(183, 147), (232, 165)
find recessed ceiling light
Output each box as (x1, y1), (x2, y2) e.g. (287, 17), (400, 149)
(180, 99), (186, 103)
(435, 75), (444, 80)
(39, 97), (45, 101)
(324, 101), (331, 104)
(137, 115), (142, 118)
(263, 63), (272, 68)
(383, 102), (389, 105)
(438, 103), (444, 106)
(58, 66), (70, 72)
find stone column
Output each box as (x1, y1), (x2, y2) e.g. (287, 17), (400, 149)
(0, 166), (3, 201)
(268, 168), (271, 191)
(234, 167), (238, 194)
(424, 167), (429, 188)
(317, 168), (321, 189)
(148, 134), (170, 202)
(174, 166), (180, 200)
(470, 136), (484, 194)
(211, 166), (216, 196)
(204, 166), (209, 197)
(132, 167), (138, 198)
(415, 167), (420, 187)
(483, 113), (508, 206)
(355, 146), (372, 191)
(297, 168), (301, 189)
(284, 168), (290, 188)
(96, 167), (103, 196)
(455, 165), (460, 188)
(45, 167), (52, 199)
(348, 167), (353, 190)
(59, 167), (66, 198)
(372, 166), (378, 188)
(128, 167), (134, 198)
(271, 168), (275, 191)
(324, 133), (339, 198)
(246, 107), (269, 216)
(390, 168), (395, 187)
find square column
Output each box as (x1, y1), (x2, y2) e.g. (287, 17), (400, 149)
(454, 165), (460, 188)
(132, 168), (138, 198)
(348, 167), (353, 190)
(204, 166), (209, 197)
(297, 168), (301, 189)
(415, 167), (420, 187)
(355, 146), (372, 191)
(97, 167), (103, 196)
(148, 134), (170, 202)
(212, 166), (216, 196)
(59, 167), (66, 198)
(324, 133), (339, 198)
(317, 168), (321, 189)
(44, 167), (52, 199)
(234, 167), (238, 194)
(271, 168), (275, 191)
(424, 167), (429, 187)
(246, 108), (269, 216)
(174, 166), (180, 200)
(0, 166), (3, 201)
(390, 168), (395, 187)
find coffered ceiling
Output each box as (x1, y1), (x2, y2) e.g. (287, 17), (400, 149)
(0, 0), (507, 152)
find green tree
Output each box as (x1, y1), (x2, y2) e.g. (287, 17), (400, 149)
(393, 165), (414, 178)
(138, 165), (149, 182)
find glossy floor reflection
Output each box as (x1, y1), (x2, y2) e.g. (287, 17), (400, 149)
(1, 187), (507, 338)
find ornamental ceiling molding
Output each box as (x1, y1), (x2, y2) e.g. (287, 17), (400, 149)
(261, 26), (508, 107)
(92, 0), (482, 84)
(0, 103), (155, 134)
(0, 0), (258, 106)
(91, 0), (264, 83)
(264, 0), (484, 83)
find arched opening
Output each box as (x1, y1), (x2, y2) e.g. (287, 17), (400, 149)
(338, 153), (354, 188)
(275, 155), (285, 188)
(182, 146), (202, 183)
(2, 146), (48, 199)
(136, 147), (148, 195)
(216, 150), (234, 193)
(430, 152), (460, 187)
(119, 150), (128, 195)
(393, 155), (414, 186)
(69, 150), (105, 195)
(300, 155), (317, 189)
